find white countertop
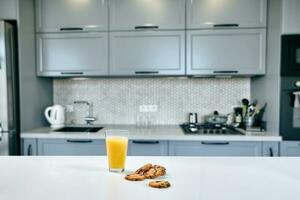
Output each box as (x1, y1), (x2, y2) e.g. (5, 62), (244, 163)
(0, 156), (298, 200)
(21, 125), (281, 142)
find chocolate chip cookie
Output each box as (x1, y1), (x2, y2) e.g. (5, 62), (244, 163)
(125, 173), (145, 181)
(144, 165), (166, 179)
(135, 163), (153, 176)
(149, 180), (171, 189)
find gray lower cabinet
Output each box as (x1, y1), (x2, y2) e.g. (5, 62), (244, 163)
(169, 141), (262, 156)
(37, 139), (106, 156)
(37, 32), (108, 77)
(262, 142), (279, 157)
(110, 31), (185, 76)
(187, 29), (266, 76)
(128, 140), (168, 156)
(22, 139), (38, 156)
(280, 141), (300, 156)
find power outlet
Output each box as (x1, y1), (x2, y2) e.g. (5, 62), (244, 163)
(139, 105), (158, 113)
(66, 105), (74, 112)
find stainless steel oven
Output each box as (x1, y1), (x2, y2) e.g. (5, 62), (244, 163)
(280, 77), (300, 140)
(281, 35), (300, 76)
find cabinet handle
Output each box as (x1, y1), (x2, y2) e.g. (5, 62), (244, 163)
(132, 140), (160, 144)
(60, 72), (84, 75)
(27, 144), (32, 156)
(135, 25), (159, 30)
(135, 71), (159, 74)
(269, 147), (274, 157)
(67, 140), (93, 143)
(213, 24), (239, 28)
(201, 142), (230, 145)
(60, 27), (84, 31)
(213, 71), (239, 74)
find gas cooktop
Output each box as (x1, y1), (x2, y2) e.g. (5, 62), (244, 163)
(180, 123), (244, 135)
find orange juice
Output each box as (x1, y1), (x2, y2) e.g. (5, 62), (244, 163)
(106, 136), (128, 172)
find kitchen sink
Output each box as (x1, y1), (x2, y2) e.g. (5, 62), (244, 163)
(54, 127), (103, 133)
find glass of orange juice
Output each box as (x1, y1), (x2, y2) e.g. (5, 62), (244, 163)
(105, 130), (129, 173)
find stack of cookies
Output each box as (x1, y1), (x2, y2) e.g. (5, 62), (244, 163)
(125, 163), (171, 189)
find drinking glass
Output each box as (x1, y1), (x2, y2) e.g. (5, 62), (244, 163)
(105, 130), (129, 173)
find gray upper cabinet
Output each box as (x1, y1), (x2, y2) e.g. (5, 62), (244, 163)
(187, 29), (266, 76)
(110, 31), (185, 76)
(0, 0), (18, 20)
(37, 32), (108, 77)
(35, 0), (108, 32)
(282, 0), (300, 34)
(187, 0), (267, 29)
(109, 0), (185, 31)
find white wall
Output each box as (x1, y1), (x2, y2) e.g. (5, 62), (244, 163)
(251, 0), (282, 132)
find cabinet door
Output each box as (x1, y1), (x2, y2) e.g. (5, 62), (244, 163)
(109, 0), (185, 31)
(110, 31), (185, 76)
(35, 0), (108, 32)
(280, 141), (300, 157)
(128, 140), (168, 156)
(169, 141), (262, 156)
(37, 32), (108, 77)
(282, 0), (300, 34)
(187, 29), (266, 76)
(38, 139), (106, 156)
(187, 0), (267, 29)
(22, 139), (38, 156)
(262, 142), (279, 157)
(0, 0), (18, 20)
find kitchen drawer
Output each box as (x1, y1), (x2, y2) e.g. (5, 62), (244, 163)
(187, 29), (266, 76)
(110, 31), (185, 76)
(262, 142), (279, 157)
(280, 141), (300, 157)
(187, 0), (267, 29)
(109, 0), (185, 31)
(35, 0), (108, 32)
(169, 141), (262, 156)
(37, 139), (106, 156)
(22, 139), (38, 156)
(37, 32), (108, 77)
(128, 140), (168, 156)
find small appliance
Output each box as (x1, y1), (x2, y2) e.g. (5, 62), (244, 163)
(189, 113), (198, 124)
(44, 105), (65, 129)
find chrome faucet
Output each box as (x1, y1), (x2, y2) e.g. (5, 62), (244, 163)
(74, 101), (96, 125)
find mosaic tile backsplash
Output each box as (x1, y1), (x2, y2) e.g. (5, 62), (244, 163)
(54, 78), (250, 125)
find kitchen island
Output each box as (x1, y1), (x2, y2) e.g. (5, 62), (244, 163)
(0, 156), (298, 200)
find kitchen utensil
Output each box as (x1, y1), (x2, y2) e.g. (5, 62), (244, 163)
(44, 105), (65, 129)
(241, 98), (249, 117)
(206, 111), (228, 126)
(189, 113), (198, 124)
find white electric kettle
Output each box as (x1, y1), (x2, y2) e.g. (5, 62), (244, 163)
(44, 105), (65, 129)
